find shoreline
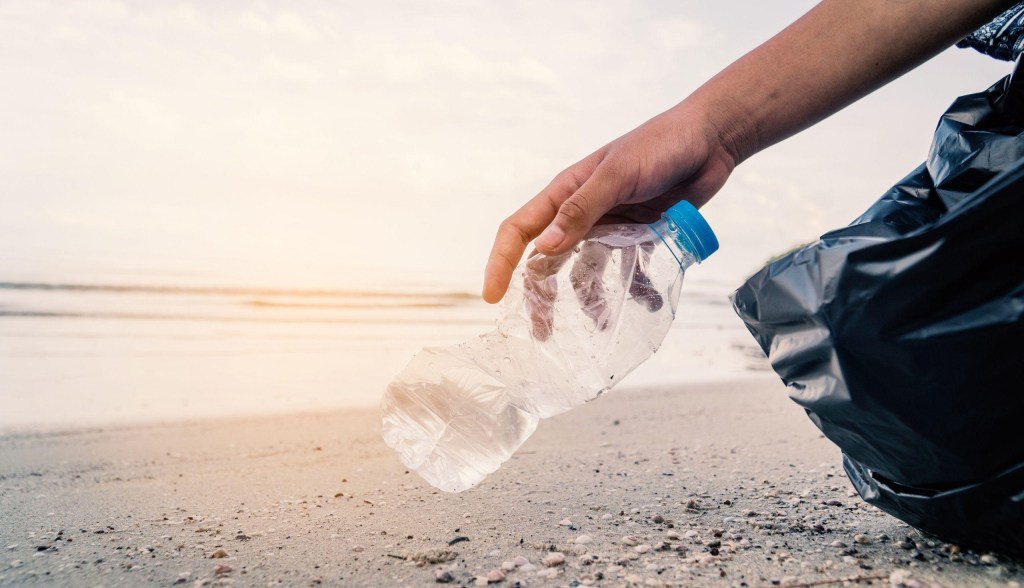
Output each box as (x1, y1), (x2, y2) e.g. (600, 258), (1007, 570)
(1, 378), (1020, 587)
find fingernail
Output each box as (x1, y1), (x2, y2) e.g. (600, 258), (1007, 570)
(536, 224), (565, 250)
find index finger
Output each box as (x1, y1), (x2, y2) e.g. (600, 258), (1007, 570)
(482, 179), (571, 304)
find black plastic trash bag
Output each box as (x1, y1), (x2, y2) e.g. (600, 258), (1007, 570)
(731, 60), (1024, 557)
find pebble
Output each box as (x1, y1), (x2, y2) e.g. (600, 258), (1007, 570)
(351, 545), (364, 553)
(853, 534), (872, 545)
(634, 544), (651, 554)
(558, 518), (572, 526)
(825, 499), (843, 506)
(213, 564), (232, 575)
(601, 513), (613, 520)
(501, 561), (516, 571)
(209, 548), (229, 559)
(541, 552), (565, 567)
(980, 554), (997, 565)
(574, 534), (593, 545)
(684, 530), (699, 539)
(651, 515), (664, 524)
(513, 556), (530, 567)
(5, 545), (16, 551)
(435, 569), (455, 583)
(474, 576), (488, 587)
(519, 563), (537, 572)
(487, 569), (505, 583)
(666, 531), (680, 540)
(830, 540), (847, 548)
(621, 535), (639, 546)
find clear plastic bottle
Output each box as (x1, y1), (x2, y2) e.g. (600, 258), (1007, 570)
(380, 201), (718, 492)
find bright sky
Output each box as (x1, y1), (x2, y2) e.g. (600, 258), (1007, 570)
(0, 1), (1012, 291)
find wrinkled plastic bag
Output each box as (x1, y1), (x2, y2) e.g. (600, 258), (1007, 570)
(731, 59), (1024, 556)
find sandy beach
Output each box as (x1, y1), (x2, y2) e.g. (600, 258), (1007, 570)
(1, 377), (1020, 587)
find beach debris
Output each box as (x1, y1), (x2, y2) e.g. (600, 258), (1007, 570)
(334, 492), (344, 498)
(410, 549), (457, 565)
(434, 568), (455, 583)
(621, 535), (639, 546)
(573, 534), (593, 545)
(447, 536), (470, 546)
(541, 552), (565, 567)
(486, 569), (505, 583)
(213, 564), (232, 575)
(208, 548), (229, 559)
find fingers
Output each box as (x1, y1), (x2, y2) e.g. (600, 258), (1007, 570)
(483, 196), (559, 304)
(626, 241), (664, 312)
(523, 251), (569, 341)
(570, 241), (612, 330)
(534, 162), (631, 256)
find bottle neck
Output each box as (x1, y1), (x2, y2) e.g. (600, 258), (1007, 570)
(649, 218), (699, 270)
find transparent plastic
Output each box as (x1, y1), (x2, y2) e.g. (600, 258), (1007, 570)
(380, 214), (709, 492)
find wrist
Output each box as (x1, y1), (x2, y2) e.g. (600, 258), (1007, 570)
(677, 86), (762, 168)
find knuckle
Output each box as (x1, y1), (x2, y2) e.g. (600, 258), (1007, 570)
(558, 194), (590, 224)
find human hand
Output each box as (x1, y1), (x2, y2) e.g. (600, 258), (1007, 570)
(483, 103), (736, 304)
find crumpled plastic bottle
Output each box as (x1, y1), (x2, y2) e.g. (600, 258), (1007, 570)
(380, 201), (718, 492)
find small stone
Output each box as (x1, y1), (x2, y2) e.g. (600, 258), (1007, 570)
(351, 545), (364, 553)
(666, 531), (680, 540)
(474, 576), (488, 587)
(889, 569), (912, 586)
(825, 499), (843, 506)
(742, 509), (756, 517)
(558, 518), (572, 526)
(518, 563), (536, 572)
(487, 569), (505, 583)
(5, 545), (16, 551)
(9, 560), (23, 568)
(830, 540), (847, 548)
(684, 530), (699, 539)
(634, 544), (651, 554)
(209, 548), (229, 559)
(651, 515), (664, 524)
(513, 556), (529, 567)
(621, 535), (639, 546)
(435, 569), (455, 583)
(853, 534), (872, 545)
(501, 561), (516, 571)
(601, 513), (613, 520)
(898, 539), (915, 550)
(541, 552), (565, 567)
(574, 534), (593, 545)
(213, 564), (232, 575)
(980, 554), (997, 565)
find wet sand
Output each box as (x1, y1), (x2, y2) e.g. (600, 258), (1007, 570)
(0, 378), (1020, 587)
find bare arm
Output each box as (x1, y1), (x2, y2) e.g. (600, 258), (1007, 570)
(483, 0), (1015, 303)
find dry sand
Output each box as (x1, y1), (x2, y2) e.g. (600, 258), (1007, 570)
(1, 378), (1020, 587)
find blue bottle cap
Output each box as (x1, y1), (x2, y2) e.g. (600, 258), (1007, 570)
(663, 200), (719, 262)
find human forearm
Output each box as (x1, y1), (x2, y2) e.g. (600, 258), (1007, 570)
(686, 0), (1016, 165)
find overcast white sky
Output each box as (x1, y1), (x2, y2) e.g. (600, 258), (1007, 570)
(0, 1), (1012, 291)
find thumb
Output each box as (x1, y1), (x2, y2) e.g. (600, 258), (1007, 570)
(535, 164), (625, 254)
